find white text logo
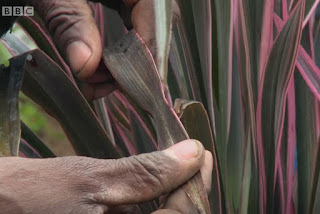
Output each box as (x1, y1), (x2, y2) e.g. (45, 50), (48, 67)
(2, 6), (34, 16)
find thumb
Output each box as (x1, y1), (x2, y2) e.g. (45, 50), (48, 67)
(93, 139), (205, 205)
(29, 0), (101, 79)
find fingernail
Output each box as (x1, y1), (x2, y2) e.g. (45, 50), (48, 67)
(164, 140), (200, 160)
(66, 41), (92, 76)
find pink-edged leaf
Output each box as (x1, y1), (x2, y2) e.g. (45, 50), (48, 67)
(20, 121), (56, 158)
(20, 49), (119, 158)
(106, 90), (159, 156)
(168, 41), (190, 100)
(211, 0), (234, 196)
(89, 2), (126, 47)
(89, 2), (127, 148)
(170, 0), (208, 104)
(19, 138), (42, 158)
(232, 1), (255, 210)
(303, 0), (320, 27)
(301, 21), (315, 58)
(295, 70), (319, 213)
(309, 136), (320, 213)
(109, 112), (137, 156)
(174, 99), (222, 214)
(259, 0), (274, 77)
(93, 98), (116, 146)
(256, 2), (304, 213)
(295, 5), (320, 212)
(277, 160), (285, 214)
(296, 46), (320, 101)
(106, 92), (159, 212)
(285, 78), (297, 214)
(17, 15), (74, 80)
(283, 0), (289, 20)
(191, 0), (215, 134)
(224, 1), (261, 212)
(273, 9), (320, 101)
(105, 93), (135, 157)
(274, 13), (285, 32)
(227, 45), (252, 213)
(111, 92), (158, 153)
(104, 31), (210, 214)
(123, 101), (158, 153)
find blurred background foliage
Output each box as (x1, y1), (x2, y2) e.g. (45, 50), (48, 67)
(19, 93), (74, 156)
(5, 23), (74, 156)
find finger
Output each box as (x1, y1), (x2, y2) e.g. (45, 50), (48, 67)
(92, 139), (205, 205)
(106, 204), (141, 214)
(28, 0), (102, 79)
(131, 0), (156, 57)
(85, 60), (115, 84)
(160, 151), (213, 214)
(122, 0), (140, 8)
(81, 82), (117, 100)
(85, 70), (114, 84)
(201, 151), (213, 194)
(162, 188), (198, 214)
(130, 0), (180, 61)
(152, 209), (181, 214)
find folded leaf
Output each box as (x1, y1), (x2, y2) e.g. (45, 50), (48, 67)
(103, 30), (210, 214)
(174, 99), (222, 214)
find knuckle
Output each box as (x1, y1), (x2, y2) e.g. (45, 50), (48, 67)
(121, 152), (178, 194)
(125, 155), (164, 194)
(47, 12), (81, 40)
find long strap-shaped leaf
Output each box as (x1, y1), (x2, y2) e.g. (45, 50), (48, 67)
(174, 99), (222, 214)
(21, 121), (56, 158)
(256, 2), (304, 213)
(103, 31), (210, 214)
(0, 56), (24, 156)
(19, 49), (120, 159)
(154, 0), (173, 83)
(296, 46), (320, 101)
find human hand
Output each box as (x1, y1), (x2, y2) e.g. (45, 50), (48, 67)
(0, 140), (212, 214)
(26, 0), (167, 100)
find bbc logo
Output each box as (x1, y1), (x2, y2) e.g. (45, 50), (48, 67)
(1, 6), (34, 16)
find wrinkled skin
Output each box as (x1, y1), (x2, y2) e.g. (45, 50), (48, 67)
(0, 0), (213, 213)
(27, 0), (170, 100)
(0, 140), (213, 214)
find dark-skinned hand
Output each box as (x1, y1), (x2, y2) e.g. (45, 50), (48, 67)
(0, 140), (213, 214)
(0, 1), (212, 213)
(27, 0), (168, 100)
